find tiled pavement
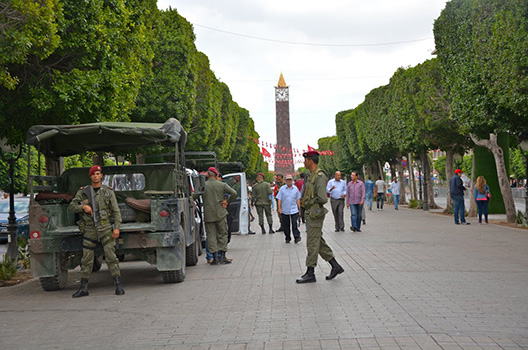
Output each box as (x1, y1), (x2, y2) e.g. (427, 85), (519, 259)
(1, 204), (527, 349)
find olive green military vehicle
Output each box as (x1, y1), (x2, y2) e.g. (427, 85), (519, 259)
(26, 119), (204, 291)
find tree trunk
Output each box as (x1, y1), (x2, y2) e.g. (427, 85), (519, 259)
(45, 157), (63, 177)
(445, 150), (454, 211)
(93, 152), (104, 166)
(470, 133), (516, 223)
(424, 152), (440, 209)
(408, 153), (417, 200)
(468, 149), (477, 217)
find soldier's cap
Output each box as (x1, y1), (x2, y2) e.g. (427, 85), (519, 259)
(208, 167), (219, 176)
(303, 150), (319, 157)
(257, 172), (264, 177)
(89, 165), (102, 176)
(275, 172), (283, 177)
(285, 175), (293, 180)
(455, 168), (463, 174)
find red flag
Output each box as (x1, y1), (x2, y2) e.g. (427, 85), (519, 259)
(307, 145), (315, 151)
(262, 147), (271, 157)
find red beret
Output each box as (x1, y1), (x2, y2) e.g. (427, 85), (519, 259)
(208, 167), (219, 176)
(89, 165), (102, 176)
(303, 150), (319, 157)
(455, 169), (463, 174)
(257, 172), (264, 177)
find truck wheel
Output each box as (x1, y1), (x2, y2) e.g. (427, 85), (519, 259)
(92, 255), (103, 272)
(186, 242), (199, 266)
(161, 269), (185, 283)
(39, 254), (68, 291)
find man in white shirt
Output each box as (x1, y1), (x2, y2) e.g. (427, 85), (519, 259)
(375, 176), (386, 211)
(277, 175), (302, 243)
(326, 171), (347, 232)
(390, 177), (401, 210)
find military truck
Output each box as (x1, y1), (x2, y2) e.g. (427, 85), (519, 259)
(25, 119), (204, 291)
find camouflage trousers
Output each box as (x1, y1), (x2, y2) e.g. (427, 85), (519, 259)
(305, 216), (334, 267)
(80, 225), (120, 280)
(255, 204), (273, 226)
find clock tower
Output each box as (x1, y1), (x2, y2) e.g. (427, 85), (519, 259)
(275, 73), (294, 175)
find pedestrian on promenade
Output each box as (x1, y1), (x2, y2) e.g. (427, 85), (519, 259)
(365, 176), (375, 211)
(274, 173), (286, 232)
(276, 175), (301, 243)
(295, 173), (306, 225)
(326, 171), (347, 232)
(296, 151), (344, 284)
(375, 176), (386, 210)
(69, 165), (124, 298)
(390, 177), (401, 210)
(252, 173), (275, 234)
(346, 171), (365, 232)
(196, 167), (237, 265)
(449, 168), (470, 225)
(474, 175), (490, 224)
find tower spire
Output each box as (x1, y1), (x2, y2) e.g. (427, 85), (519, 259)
(277, 73), (287, 88)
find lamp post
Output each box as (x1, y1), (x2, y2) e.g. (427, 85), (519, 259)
(0, 140), (22, 261)
(418, 162), (423, 202)
(520, 133), (528, 215)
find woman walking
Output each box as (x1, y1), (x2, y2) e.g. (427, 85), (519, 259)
(473, 176), (490, 224)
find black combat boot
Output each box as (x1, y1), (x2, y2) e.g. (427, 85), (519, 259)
(268, 224), (275, 234)
(260, 225), (266, 234)
(296, 267), (316, 284)
(113, 276), (125, 295)
(72, 278), (89, 298)
(211, 253), (220, 265)
(326, 258), (344, 280)
(219, 251), (232, 264)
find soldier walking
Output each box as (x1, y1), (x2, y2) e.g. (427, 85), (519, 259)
(69, 165), (124, 297)
(198, 167), (237, 265)
(251, 172), (275, 234)
(296, 151), (344, 284)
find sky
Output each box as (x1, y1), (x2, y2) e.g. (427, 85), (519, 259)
(157, 0), (449, 168)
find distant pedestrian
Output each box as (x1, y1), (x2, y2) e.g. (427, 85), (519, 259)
(365, 176), (375, 210)
(276, 175), (301, 243)
(326, 171), (347, 232)
(296, 173), (307, 225)
(375, 176), (386, 210)
(474, 175), (490, 224)
(390, 177), (401, 210)
(346, 171), (365, 232)
(252, 173), (275, 234)
(296, 151), (344, 284)
(274, 173), (286, 232)
(449, 169), (470, 225)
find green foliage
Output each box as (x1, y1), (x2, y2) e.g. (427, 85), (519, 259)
(510, 148), (527, 180)
(0, 254), (17, 280)
(17, 236), (30, 270)
(516, 210), (528, 228)
(317, 136), (339, 175)
(0, 145), (45, 194)
(408, 199), (423, 209)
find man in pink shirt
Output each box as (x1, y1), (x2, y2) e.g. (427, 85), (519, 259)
(346, 171), (365, 232)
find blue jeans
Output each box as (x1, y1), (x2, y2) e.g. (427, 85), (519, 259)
(452, 195), (466, 224)
(350, 204), (363, 230)
(476, 200), (489, 223)
(205, 240), (221, 261)
(366, 194), (373, 209)
(393, 194), (400, 209)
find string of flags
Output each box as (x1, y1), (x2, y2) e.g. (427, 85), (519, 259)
(248, 137), (335, 165)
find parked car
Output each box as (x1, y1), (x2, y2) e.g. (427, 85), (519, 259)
(0, 197), (30, 244)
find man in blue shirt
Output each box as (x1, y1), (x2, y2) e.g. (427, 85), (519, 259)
(326, 171), (347, 232)
(449, 169), (470, 225)
(364, 176), (375, 211)
(276, 175), (302, 243)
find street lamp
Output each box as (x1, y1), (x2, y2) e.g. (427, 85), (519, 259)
(0, 138), (22, 260)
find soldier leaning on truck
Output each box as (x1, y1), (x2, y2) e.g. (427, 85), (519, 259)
(194, 167), (237, 265)
(69, 165), (125, 297)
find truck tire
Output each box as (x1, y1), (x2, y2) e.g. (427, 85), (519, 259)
(186, 242), (199, 266)
(39, 254), (68, 291)
(92, 255), (103, 272)
(161, 269), (185, 283)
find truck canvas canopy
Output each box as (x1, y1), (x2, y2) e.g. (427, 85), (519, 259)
(26, 118), (186, 157)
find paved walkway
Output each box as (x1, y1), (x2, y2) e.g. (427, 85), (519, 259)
(1, 203), (527, 350)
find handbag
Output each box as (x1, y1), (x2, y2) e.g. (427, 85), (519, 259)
(485, 188), (491, 200)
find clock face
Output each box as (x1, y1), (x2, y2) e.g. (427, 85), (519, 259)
(276, 88), (289, 101)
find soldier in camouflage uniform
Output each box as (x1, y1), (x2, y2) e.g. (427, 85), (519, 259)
(296, 151), (344, 284)
(251, 172), (274, 234)
(69, 165), (124, 297)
